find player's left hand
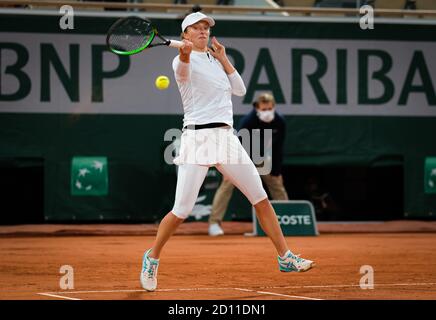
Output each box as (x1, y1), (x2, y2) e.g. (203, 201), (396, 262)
(208, 37), (236, 75)
(208, 37), (226, 61)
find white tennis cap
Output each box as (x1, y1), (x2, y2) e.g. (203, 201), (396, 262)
(181, 12), (215, 32)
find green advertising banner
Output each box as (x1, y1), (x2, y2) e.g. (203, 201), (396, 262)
(71, 156), (108, 196)
(424, 157), (436, 194)
(251, 200), (319, 236)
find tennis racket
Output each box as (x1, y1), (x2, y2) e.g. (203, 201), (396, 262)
(106, 16), (183, 55)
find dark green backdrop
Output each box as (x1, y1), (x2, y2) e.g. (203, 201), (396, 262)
(1, 13), (435, 221)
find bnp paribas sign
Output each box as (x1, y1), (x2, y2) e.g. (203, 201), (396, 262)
(251, 201), (319, 237)
(1, 34), (435, 118)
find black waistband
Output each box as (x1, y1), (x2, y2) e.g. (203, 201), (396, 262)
(183, 122), (229, 130)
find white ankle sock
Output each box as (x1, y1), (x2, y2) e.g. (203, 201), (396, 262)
(280, 250), (292, 259)
(147, 249), (159, 262)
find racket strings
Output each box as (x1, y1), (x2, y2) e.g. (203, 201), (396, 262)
(108, 18), (154, 53)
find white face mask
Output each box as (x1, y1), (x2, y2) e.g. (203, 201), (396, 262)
(257, 110), (275, 123)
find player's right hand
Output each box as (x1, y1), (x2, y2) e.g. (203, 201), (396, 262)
(180, 40), (193, 56)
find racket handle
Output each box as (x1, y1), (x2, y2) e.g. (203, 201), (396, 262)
(168, 40), (184, 48)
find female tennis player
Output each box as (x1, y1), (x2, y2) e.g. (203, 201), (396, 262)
(140, 12), (315, 291)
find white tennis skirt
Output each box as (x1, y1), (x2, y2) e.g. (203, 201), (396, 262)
(173, 127), (252, 166)
(171, 126), (268, 218)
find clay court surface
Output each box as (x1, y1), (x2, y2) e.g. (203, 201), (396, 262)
(0, 222), (435, 300)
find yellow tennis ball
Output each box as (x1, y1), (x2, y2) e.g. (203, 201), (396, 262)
(155, 75), (170, 90)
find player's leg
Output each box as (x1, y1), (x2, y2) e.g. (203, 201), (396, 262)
(149, 163), (209, 259)
(148, 212), (184, 259)
(216, 134), (314, 272)
(140, 164), (209, 291)
(215, 162), (288, 256)
(217, 162), (314, 272)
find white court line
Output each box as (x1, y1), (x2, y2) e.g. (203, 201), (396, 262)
(37, 293), (82, 300)
(37, 282), (436, 300)
(38, 287), (322, 301)
(158, 287), (236, 292)
(259, 282), (436, 290)
(40, 287), (235, 295)
(235, 288), (323, 301)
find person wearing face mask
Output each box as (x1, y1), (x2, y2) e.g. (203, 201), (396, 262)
(208, 92), (289, 236)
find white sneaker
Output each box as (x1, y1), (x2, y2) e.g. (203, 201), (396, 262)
(208, 223), (224, 236)
(278, 251), (315, 272)
(140, 249), (159, 291)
